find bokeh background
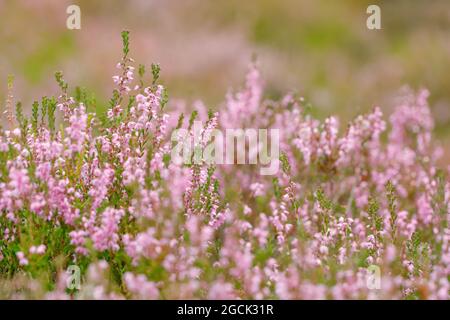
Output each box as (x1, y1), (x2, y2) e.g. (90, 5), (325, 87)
(0, 0), (449, 158)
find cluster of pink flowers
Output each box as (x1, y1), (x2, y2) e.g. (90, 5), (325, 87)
(0, 37), (448, 300)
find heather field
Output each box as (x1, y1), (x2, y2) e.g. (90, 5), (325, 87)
(0, 1), (449, 300)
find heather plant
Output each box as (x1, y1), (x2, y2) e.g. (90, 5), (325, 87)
(0, 32), (449, 300)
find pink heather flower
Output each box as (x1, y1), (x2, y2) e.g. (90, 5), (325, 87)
(403, 260), (415, 274)
(208, 280), (236, 300)
(88, 165), (115, 211)
(29, 244), (46, 255)
(336, 107), (386, 167)
(8, 166), (32, 198)
(319, 245), (329, 255)
(354, 181), (369, 208)
(69, 230), (89, 255)
(318, 116), (339, 157)
(385, 244), (397, 263)
(16, 251), (29, 266)
(123, 228), (167, 265)
(250, 182), (265, 197)
(221, 63), (262, 129)
(389, 89), (433, 153)
(91, 208), (124, 252)
(416, 194), (434, 226)
(112, 63), (135, 96)
(124, 273), (159, 299)
(293, 118), (318, 166)
(64, 104), (89, 154)
(122, 156), (146, 186)
(37, 244), (46, 254)
(186, 215), (214, 249)
(299, 283), (327, 300)
(12, 128), (21, 137)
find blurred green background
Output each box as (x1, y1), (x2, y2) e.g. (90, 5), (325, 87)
(0, 0), (449, 158)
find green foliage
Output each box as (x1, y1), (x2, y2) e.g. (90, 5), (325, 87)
(75, 86), (96, 110)
(406, 231), (431, 277)
(55, 71), (68, 93)
(272, 177), (282, 199)
(109, 89), (120, 108)
(386, 180), (398, 241)
(160, 88), (168, 110)
(176, 113), (185, 130)
(121, 30), (130, 57)
(279, 153), (291, 175)
(44, 96), (57, 136)
(188, 110), (198, 130)
(15, 102), (27, 135)
(138, 64), (146, 88)
(315, 187), (332, 211)
(151, 63), (161, 85)
(32, 101), (39, 133)
(138, 64), (145, 78)
(368, 196), (383, 233)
